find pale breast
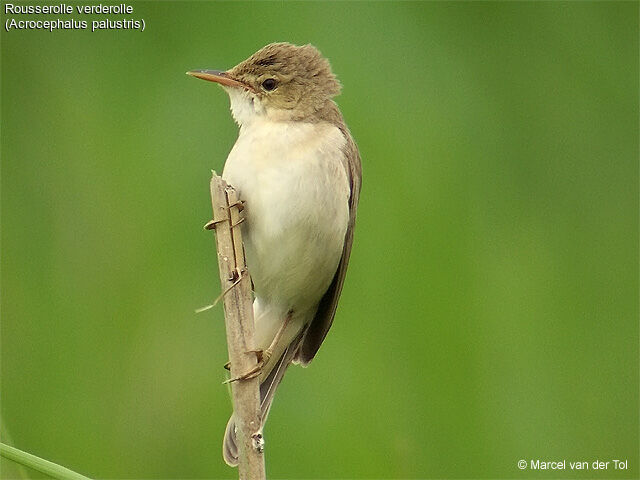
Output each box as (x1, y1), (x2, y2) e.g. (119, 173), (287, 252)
(222, 120), (350, 310)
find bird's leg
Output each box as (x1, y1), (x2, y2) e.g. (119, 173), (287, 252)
(223, 310), (293, 383)
(259, 310), (293, 366)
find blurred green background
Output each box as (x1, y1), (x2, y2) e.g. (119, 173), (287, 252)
(1, 1), (638, 479)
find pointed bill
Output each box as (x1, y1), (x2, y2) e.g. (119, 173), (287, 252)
(186, 69), (254, 92)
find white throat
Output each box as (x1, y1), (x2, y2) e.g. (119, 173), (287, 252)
(225, 87), (262, 126)
(225, 87), (298, 126)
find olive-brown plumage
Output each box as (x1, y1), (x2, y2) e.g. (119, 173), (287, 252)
(188, 42), (361, 467)
(229, 43), (342, 119)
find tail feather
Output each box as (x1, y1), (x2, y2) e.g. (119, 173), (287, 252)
(222, 334), (302, 467)
(223, 414), (239, 466)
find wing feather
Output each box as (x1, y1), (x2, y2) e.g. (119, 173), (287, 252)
(295, 121), (362, 365)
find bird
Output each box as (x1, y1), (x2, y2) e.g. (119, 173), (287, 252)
(188, 42), (361, 467)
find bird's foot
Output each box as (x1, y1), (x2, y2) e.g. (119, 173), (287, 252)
(222, 349), (270, 384)
(223, 364), (261, 383)
(252, 348), (273, 366)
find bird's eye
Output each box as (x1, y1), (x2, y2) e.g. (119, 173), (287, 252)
(261, 78), (277, 91)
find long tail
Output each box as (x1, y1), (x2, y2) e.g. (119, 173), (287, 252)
(223, 335), (301, 466)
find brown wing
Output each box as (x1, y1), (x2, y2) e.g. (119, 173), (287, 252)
(295, 124), (362, 365)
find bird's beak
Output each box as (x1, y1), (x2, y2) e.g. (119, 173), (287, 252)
(186, 69), (254, 92)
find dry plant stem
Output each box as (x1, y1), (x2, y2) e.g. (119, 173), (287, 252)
(209, 173), (266, 480)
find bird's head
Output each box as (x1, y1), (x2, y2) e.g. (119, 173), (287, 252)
(188, 42), (341, 124)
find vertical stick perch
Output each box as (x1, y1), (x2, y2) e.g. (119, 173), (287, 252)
(209, 173), (266, 480)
